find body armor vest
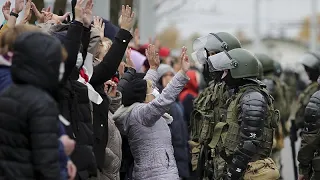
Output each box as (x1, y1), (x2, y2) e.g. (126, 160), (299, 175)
(190, 82), (278, 179)
(290, 82), (319, 129)
(208, 84), (278, 161)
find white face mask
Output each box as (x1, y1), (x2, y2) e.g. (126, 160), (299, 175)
(148, 89), (160, 98)
(59, 62), (65, 82)
(76, 53), (83, 68)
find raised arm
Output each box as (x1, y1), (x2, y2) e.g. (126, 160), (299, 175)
(90, 5), (134, 86)
(133, 47), (190, 126)
(61, 0), (85, 81)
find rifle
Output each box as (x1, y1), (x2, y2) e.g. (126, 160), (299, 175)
(290, 119), (298, 180)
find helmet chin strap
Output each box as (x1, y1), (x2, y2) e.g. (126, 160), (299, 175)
(221, 70), (228, 79)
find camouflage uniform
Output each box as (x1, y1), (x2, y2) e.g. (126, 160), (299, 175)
(298, 90), (320, 180)
(189, 32), (241, 179)
(193, 48), (280, 180)
(255, 54), (290, 175)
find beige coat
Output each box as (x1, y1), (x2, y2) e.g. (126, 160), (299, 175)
(98, 91), (122, 180)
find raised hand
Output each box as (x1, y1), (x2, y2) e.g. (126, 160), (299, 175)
(179, 47), (190, 73)
(119, 5), (135, 31)
(43, 12), (53, 23)
(93, 16), (105, 39)
(74, 0), (84, 23)
(31, 3), (50, 23)
(2, 0), (11, 20)
(125, 48), (135, 69)
(104, 80), (117, 97)
(133, 28), (140, 48)
(83, 0), (93, 27)
(52, 12), (71, 24)
(21, 0), (32, 24)
(14, 0), (24, 14)
(118, 62), (125, 78)
(146, 44), (160, 70)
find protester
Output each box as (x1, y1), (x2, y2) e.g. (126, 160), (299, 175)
(178, 70), (200, 126)
(98, 78), (122, 180)
(113, 45), (190, 179)
(157, 63), (191, 179)
(0, 31), (64, 179)
(86, 5), (135, 176)
(0, 0), (26, 93)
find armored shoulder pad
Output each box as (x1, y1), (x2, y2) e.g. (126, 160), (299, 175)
(239, 91), (267, 141)
(305, 90), (320, 124)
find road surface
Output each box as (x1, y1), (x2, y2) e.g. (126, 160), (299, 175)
(281, 137), (301, 180)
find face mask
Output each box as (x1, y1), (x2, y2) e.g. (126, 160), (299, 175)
(59, 62), (65, 81)
(76, 53), (83, 68)
(148, 89), (160, 98)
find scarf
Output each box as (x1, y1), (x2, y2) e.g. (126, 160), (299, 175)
(77, 53), (103, 104)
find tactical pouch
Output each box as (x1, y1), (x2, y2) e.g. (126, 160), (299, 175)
(189, 140), (201, 171)
(271, 110), (280, 129)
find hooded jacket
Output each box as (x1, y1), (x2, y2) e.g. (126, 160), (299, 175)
(113, 69), (189, 180)
(0, 32), (61, 180)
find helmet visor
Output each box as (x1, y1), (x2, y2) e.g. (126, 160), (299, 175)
(193, 33), (227, 52)
(299, 53), (319, 69)
(208, 51), (238, 71)
(191, 49), (207, 64)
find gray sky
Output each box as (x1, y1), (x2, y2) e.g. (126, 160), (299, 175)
(156, 0), (320, 39)
(1, 0), (320, 41)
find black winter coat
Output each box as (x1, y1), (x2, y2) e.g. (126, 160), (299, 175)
(56, 22), (99, 179)
(89, 29), (132, 170)
(0, 32), (62, 180)
(169, 102), (191, 178)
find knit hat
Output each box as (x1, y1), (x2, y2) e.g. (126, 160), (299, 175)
(122, 78), (147, 107)
(130, 50), (146, 72)
(159, 47), (170, 58)
(157, 64), (175, 78)
(102, 19), (119, 41)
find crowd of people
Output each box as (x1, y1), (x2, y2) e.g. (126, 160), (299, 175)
(1, 0), (320, 180)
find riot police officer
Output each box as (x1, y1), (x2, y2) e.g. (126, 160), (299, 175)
(204, 48), (280, 180)
(298, 85), (320, 180)
(189, 32), (241, 179)
(255, 54), (289, 179)
(290, 52), (320, 130)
